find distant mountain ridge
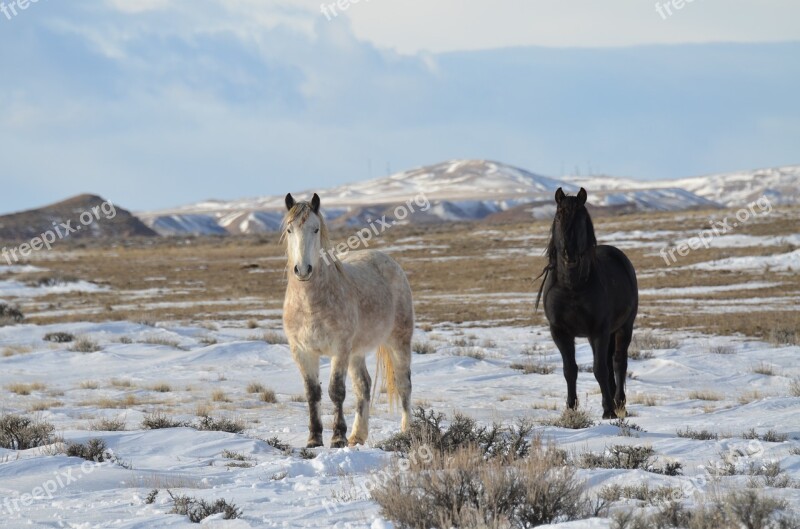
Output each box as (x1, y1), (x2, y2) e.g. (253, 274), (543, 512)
(135, 160), (799, 235)
(0, 194), (157, 241)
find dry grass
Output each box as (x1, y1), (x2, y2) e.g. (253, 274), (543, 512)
(211, 389), (230, 403)
(688, 390), (723, 401)
(80, 380), (99, 390)
(70, 336), (101, 353)
(246, 382), (266, 394)
(4, 206), (794, 337)
(7, 382), (47, 395)
(751, 362), (776, 376)
(28, 400), (63, 412)
(509, 361), (555, 375)
(259, 389), (277, 403)
(739, 390), (763, 404)
(628, 393), (660, 406)
(2, 345), (33, 357)
(151, 382), (172, 393)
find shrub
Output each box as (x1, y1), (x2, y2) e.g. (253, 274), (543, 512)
(0, 414), (56, 450)
(265, 436), (291, 453)
(544, 408), (594, 429)
(261, 331), (288, 345)
(412, 340), (437, 355)
(65, 438), (109, 462)
(195, 415), (244, 434)
(599, 483), (683, 505)
(43, 332), (75, 343)
(246, 382), (266, 394)
(71, 336), (102, 353)
(372, 442), (590, 529)
(377, 407), (532, 461)
(509, 361), (555, 375)
(677, 427), (718, 441)
(612, 490), (797, 529)
(89, 417), (126, 431)
(260, 389), (277, 403)
(298, 448), (316, 460)
(141, 412), (189, 430)
(168, 491), (241, 523)
(578, 445), (656, 471)
(0, 303), (24, 325)
(454, 347), (485, 360)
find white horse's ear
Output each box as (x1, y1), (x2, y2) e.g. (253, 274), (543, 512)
(577, 188), (587, 205)
(311, 193), (321, 214)
(555, 187), (565, 204)
(285, 193), (295, 211)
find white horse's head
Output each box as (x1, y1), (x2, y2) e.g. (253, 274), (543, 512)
(283, 193), (327, 282)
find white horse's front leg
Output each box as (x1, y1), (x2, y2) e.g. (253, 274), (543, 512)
(328, 355), (349, 448)
(347, 354), (370, 446)
(293, 348), (323, 448)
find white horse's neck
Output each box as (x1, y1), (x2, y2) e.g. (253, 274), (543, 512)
(286, 257), (346, 310)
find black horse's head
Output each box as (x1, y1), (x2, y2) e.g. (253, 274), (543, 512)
(546, 187), (597, 286)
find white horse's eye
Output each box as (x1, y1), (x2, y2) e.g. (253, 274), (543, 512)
(314, 228), (319, 234)
(287, 228), (292, 234)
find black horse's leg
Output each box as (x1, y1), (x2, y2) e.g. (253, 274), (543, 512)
(614, 323), (633, 412)
(551, 327), (578, 409)
(590, 332), (616, 419)
(607, 335), (616, 399)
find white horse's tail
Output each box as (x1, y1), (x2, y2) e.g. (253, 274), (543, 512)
(372, 345), (398, 412)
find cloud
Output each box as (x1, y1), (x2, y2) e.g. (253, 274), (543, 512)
(0, 1), (797, 215)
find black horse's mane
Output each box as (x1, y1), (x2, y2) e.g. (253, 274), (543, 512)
(535, 202), (597, 310)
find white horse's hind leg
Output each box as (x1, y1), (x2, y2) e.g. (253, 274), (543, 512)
(388, 337), (413, 432)
(347, 354), (371, 446)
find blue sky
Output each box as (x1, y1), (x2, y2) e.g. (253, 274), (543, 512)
(0, 0), (798, 214)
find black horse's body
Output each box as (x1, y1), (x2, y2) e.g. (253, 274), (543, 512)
(538, 188), (638, 419)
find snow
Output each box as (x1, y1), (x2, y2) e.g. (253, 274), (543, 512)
(0, 319), (798, 527)
(687, 249), (800, 272)
(0, 279), (108, 299)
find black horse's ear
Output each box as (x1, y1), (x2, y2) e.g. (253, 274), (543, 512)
(311, 193), (321, 214)
(555, 187), (565, 205)
(285, 193), (295, 211)
(577, 188), (587, 205)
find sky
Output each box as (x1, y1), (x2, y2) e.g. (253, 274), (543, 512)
(0, 0), (798, 214)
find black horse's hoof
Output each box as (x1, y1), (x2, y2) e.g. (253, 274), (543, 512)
(306, 438), (323, 449)
(330, 438), (346, 449)
(602, 410), (617, 420)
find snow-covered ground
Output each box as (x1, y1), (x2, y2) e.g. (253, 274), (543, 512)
(1, 318), (799, 528)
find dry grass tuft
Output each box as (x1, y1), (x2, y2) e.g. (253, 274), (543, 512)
(688, 390), (722, 401)
(7, 382), (47, 395)
(212, 389), (230, 402)
(510, 361), (555, 375)
(71, 336), (102, 353)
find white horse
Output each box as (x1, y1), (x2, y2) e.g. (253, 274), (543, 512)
(282, 193), (414, 448)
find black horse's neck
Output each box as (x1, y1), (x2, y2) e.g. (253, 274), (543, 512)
(539, 202), (597, 296)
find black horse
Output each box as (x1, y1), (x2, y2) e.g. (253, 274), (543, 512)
(536, 187), (638, 419)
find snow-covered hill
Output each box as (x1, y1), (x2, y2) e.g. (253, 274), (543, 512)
(137, 160), (799, 235)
